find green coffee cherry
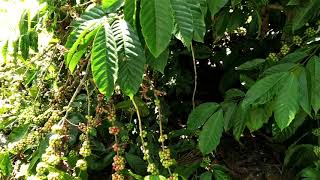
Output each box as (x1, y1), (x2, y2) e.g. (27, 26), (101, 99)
(293, 36), (302, 46)
(305, 27), (316, 37)
(280, 44), (290, 56)
(76, 159), (88, 171)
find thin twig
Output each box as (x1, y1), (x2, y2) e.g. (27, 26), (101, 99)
(191, 43), (197, 109)
(59, 60), (91, 126)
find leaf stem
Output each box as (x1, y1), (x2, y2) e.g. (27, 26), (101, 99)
(191, 43), (197, 109)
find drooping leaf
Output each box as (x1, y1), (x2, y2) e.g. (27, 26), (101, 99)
(297, 67), (311, 115)
(284, 144), (317, 170)
(300, 167), (320, 179)
(124, 0), (136, 27)
(19, 10), (29, 35)
(273, 112), (307, 142)
(213, 165), (232, 180)
(125, 153), (147, 175)
(232, 102), (249, 141)
(91, 23), (118, 98)
(306, 56), (320, 113)
(246, 107), (270, 132)
(290, 0), (320, 31)
(199, 109), (224, 154)
(187, 102), (220, 130)
(207, 0), (229, 16)
(1, 40), (8, 63)
(0, 151), (13, 176)
(273, 73), (299, 130)
(236, 59), (265, 70)
(222, 102), (237, 131)
(28, 30), (38, 52)
(200, 172), (212, 180)
(20, 34), (30, 60)
(243, 72), (288, 107)
(140, 0), (174, 57)
(112, 19), (146, 96)
(8, 124), (29, 142)
(146, 48), (169, 74)
(171, 0), (194, 47)
(187, 0), (206, 42)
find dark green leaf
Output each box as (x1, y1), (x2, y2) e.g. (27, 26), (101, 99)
(306, 56), (320, 113)
(125, 153), (147, 175)
(124, 0), (136, 27)
(146, 48), (169, 74)
(246, 107), (270, 132)
(232, 103), (249, 141)
(200, 172), (212, 180)
(187, 0), (206, 42)
(20, 34), (30, 60)
(262, 63), (296, 77)
(207, 0), (229, 16)
(199, 109), (224, 154)
(236, 59), (265, 70)
(187, 102), (220, 130)
(284, 144), (317, 169)
(282, 51), (308, 63)
(8, 124), (29, 142)
(1, 40), (8, 63)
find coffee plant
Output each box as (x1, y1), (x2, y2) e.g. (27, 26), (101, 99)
(1, 0), (320, 179)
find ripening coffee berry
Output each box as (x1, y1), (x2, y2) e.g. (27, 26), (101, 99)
(109, 126), (120, 135)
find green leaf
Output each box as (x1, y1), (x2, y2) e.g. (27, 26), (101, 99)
(199, 109), (224, 154)
(1, 40), (8, 63)
(20, 34), (30, 60)
(187, 102), (220, 130)
(19, 10), (29, 35)
(284, 144), (317, 169)
(207, 0), (229, 16)
(0, 151), (13, 176)
(300, 167), (320, 179)
(287, 0), (300, 6)
(8, 124), (29, 142)
(140, 0), (174, 57)
(273, 112), (307, 142)
(282, 51), (308, 63)
(125, 153), (147, 175)
(262, 63), (296, 77)
(91, 23), (118, 98)
(28, 30), (38, 52)
(213, 165), (231, 180)
(171, 0), (194, 47)
(200, 172), (212, 180)
(124, 0), (136, 27)
(224, 88), (245, 102)
(246, 107), (270, 132)
(243, 72), (288, 107)
(146, 48), (169, 74)
(231, 0), (242, 7)
(102, 0), (124, 12)
(290, 0), (320, 31)
(222, 102), (237, 131)
(306, 56), (320, 113)
(112, 19), (146, 96)
(236, 59), (265, 70)
(273, 73), (299, 130)
(297, 67), (311, 115)
(144, 175), (167, 180)
(187, 0), (206, 42)
(232, 103), (249, 141)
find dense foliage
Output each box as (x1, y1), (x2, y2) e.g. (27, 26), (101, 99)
(1, 0), (320, 179)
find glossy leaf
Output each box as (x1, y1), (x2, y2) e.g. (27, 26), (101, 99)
(124, 0), (136, 27)
(273, 73), (299, 130)
(140, 0), (174, 57)
(187, 0), (206, 42)
(171, 0), (194, 47)
(199, 109), (224, 154)
(91, 23), (118, 98)
(243, 72), (288, 107)
(112, 19), (146, 96)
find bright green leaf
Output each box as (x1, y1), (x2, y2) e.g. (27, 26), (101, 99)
(140, 0), (174, 57)
(262, 63), (296, 77)
(282, 51), (308, 63)
(246, 107), (270, 132)
(187, 0), (206, 42)
(297, 67), (311, 115)
(199, 109), (224, 154)
(112, 19), (146, 96)
(0, 151), (13, 176)
(91, 23), (118, 98)
(273, 73), (299, 130)
(144, 175), (167, 180)
(124, 0), (136, 27)
(8, 124), (29, 142)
